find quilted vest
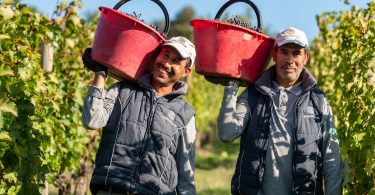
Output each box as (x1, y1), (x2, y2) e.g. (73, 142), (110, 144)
(90, 81), (195, 194)
(231, 86), (325, 195)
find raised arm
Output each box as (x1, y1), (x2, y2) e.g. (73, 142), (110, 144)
(81, 48), (119, 130)
(217, 81), (251, 143)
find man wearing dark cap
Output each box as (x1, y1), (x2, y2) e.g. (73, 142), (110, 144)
(82, 36), (197, 195)
(217, 27), (343, 194)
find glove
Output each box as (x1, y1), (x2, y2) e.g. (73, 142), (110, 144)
(227, 79), (241, 87)
(204, 75), (242, 86)
(82, 48), (108, 77)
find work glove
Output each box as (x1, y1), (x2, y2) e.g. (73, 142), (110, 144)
(82, 48), (108, 77)
(204, 75), (242, 87)
(226, 79), (241, 87)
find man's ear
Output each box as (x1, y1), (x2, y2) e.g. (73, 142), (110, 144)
(304, 50), (310, 64)
(182, 67), (192, 78)
(272, 48), (278, 62)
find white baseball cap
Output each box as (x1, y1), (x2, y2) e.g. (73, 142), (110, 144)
(163, 36), (196, 66)
(275, 27), (309, 48)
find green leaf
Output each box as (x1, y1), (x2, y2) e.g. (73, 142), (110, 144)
(0, 69), (14, 77)
(3, 172), (17, 184)
(0, 34), (11, 40)
(0, 131), (12, 142)
(0, 101), (17, 116)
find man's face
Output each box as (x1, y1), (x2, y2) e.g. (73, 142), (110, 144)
(152, 46), (191, 86)
(273, 43), (309, 87)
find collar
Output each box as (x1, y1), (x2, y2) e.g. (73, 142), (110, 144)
(255, 65), (317, 95)
(271, 81), (302, 96)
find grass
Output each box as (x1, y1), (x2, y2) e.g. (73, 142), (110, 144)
(195, 137), (240, 195)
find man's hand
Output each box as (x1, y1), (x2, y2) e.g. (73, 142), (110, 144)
(204, 75), (242, 87)
(82, 48), (108, 77)
(226, 79), (241, 87)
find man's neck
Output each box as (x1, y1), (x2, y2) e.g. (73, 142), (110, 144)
(277, 81), (297, 88)
(152, 81), (174, 97)
(275, 77), (302, 88)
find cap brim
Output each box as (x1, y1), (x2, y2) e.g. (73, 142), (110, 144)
(163, 42), (190, 59)
(277, 39), (307, 48)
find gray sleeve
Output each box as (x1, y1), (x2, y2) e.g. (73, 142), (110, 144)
(176, 116), (196, 195)
(217, 84), (251, 142)
(322, 98), (343, 195)
(82, 83), (120, 130)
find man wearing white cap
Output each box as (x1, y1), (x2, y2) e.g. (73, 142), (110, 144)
(82, 36), (197, 195)
(217, 27), (343, 194)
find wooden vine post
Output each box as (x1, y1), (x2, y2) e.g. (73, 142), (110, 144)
(41, 41), (54, 72)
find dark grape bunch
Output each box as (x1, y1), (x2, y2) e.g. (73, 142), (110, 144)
(126, 11), (143, 22)
(125, 11), (160, 31)
(226, 16), (257, 31)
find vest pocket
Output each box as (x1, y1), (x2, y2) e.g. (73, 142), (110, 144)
(294, 135), (321, 188)
(296, 135), (320, 155)
(138, 153), (177, 191)
(294, 154), (323, 193)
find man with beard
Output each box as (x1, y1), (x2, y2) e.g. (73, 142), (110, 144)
(217, 27), (343, 194)
(82, 36), (197, 195)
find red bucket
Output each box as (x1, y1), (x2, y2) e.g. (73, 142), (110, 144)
(91, 0), (169, 81)
(190, 0), (275, 85)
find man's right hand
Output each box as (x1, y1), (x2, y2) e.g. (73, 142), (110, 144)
(204, 76), (242, 87)
(82, 48), (108, 77)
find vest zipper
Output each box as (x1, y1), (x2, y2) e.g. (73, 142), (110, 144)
(258, 96), (271, 184)
(133, 94), (159, 182)
(239, 95), (271, 194)
(292, 93), (301, 192)
(237, 150), (245, 195)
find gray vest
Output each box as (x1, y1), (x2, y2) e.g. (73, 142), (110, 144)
(231, 86), (325, 195)
(90, 82), (195, 194)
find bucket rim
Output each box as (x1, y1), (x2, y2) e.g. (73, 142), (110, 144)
(190, 18), (274, 40)
(99, 6), (166, 41)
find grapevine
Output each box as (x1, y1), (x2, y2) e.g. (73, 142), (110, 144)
(0, 2), (96, 194)
(309, 2), (375, 193)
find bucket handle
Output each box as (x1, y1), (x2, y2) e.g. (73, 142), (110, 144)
(214, 0), (262, 31)
(112, 0), (170, 35)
